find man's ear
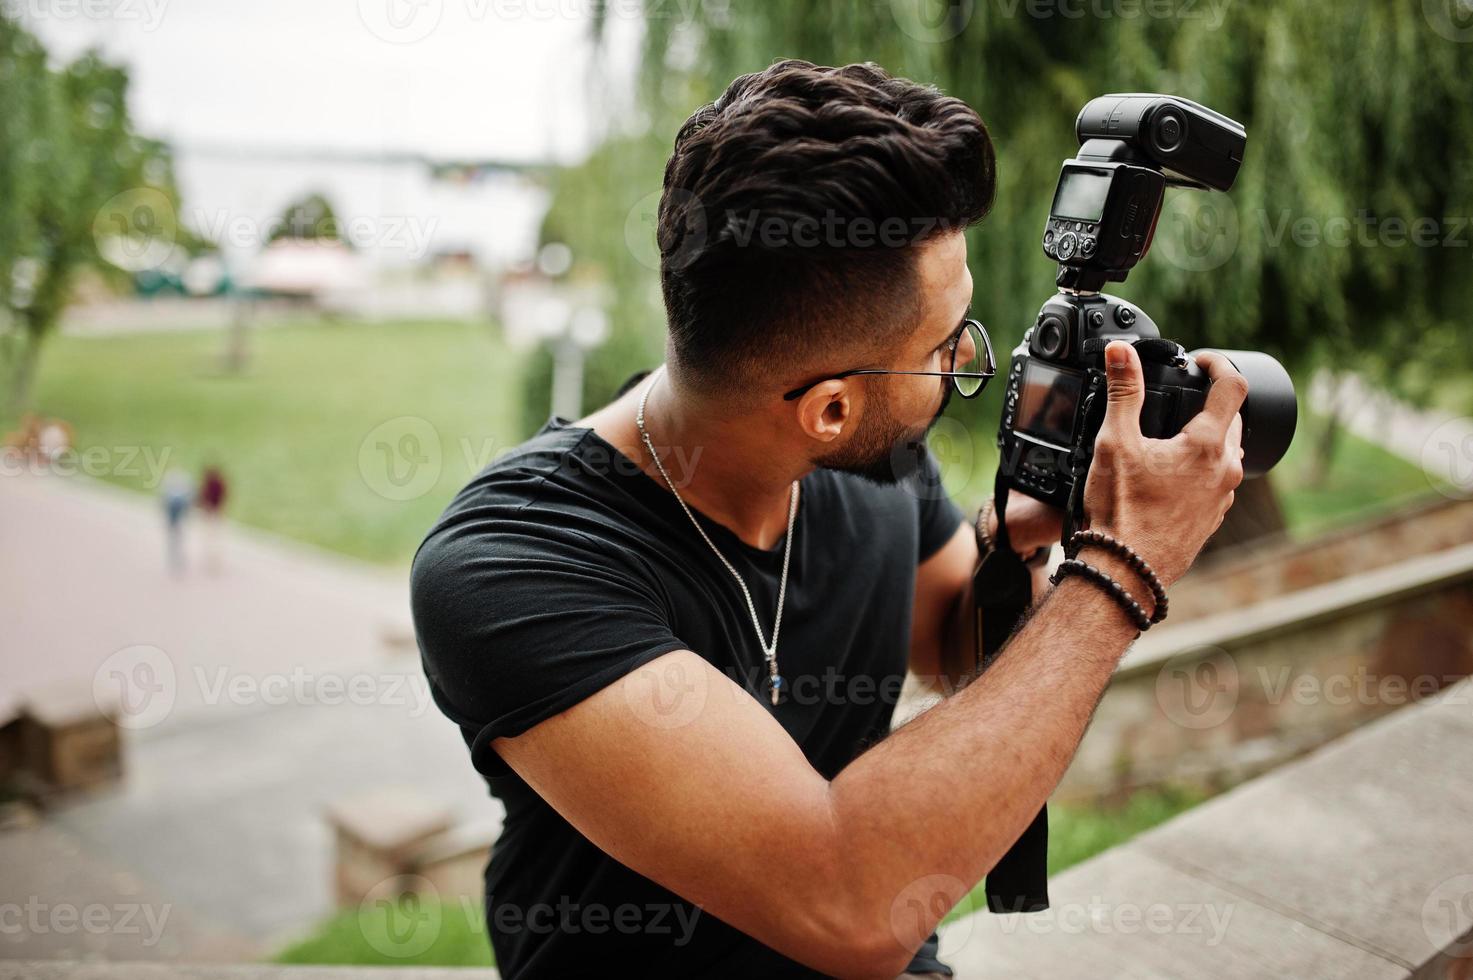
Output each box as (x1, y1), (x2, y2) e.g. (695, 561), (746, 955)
(793, 380), (854, 444)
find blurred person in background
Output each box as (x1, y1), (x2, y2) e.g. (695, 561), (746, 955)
(161, 468), (194, 575)
(198, 463), (229, 573)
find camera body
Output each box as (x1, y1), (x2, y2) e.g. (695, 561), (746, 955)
(998, 94), (1295, 515)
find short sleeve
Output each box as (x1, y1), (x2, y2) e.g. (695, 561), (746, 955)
(411, 515), (688, 779)
(911, 447), (966, 563)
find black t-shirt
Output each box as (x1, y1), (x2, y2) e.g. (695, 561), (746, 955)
(410, 413), (965, 979)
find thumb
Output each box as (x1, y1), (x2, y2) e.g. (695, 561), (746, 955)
(1103, 340), (1145, 434)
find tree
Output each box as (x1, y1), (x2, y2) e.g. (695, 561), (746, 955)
(268, 192), (346, 244)
(0, 11), (183, 411)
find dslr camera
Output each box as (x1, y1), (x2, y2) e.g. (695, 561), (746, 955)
(997, 94), (1298, 519)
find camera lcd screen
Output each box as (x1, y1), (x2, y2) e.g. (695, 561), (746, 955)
(1016, 361), (1084, 447)
(1051, 169), (1111, 222)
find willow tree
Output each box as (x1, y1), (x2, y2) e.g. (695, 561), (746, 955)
(0, 13), (183, 411)
(530, 1), (1473, 531)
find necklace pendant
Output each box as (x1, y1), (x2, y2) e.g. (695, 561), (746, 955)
(766, 672), (785, 707)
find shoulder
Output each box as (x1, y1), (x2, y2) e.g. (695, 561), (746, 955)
(410, 421), (660, 627)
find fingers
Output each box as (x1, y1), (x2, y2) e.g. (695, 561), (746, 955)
(1226, 411), (1243, 455)
(1187, 351), (1250, 443)
(1102, 341), (1145, 439)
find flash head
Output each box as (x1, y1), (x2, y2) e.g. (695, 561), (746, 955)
(1074, 93), (1246, 192)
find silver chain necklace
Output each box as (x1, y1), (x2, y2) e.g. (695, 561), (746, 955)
(636, 366), (798, 707)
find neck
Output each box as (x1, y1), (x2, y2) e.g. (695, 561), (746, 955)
(635, 366), (806, 551)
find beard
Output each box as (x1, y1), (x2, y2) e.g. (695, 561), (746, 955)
(814, 380), (953, 486)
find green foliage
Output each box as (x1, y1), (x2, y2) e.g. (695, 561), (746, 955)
(0, 11), (184, 409)
(528, 1), (1473, 428)
(273, 897), (495, 967)
(269, 192), (347, 245)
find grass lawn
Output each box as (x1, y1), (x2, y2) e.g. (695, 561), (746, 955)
(3, 319), (527, 565)
(272, 783), (1208, 966)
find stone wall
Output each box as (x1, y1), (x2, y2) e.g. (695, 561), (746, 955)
(1058, 539), (1473, 801)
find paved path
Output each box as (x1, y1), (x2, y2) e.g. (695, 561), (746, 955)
(1, 473), (500, 960)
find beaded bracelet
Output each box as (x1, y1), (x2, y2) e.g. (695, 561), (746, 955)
(1049, 559), (1153, 632)
(1065, 529), (1169, 625)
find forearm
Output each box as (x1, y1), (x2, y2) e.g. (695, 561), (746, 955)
(827, 556), (1139, 961)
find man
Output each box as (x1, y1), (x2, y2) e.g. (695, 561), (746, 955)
(412, 60), (1245, 978)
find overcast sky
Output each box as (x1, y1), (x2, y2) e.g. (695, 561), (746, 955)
(21, 0), (642, 160)
(18, 0), (645, 265)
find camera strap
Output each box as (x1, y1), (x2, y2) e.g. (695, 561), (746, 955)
(972, 467), (1050, 913)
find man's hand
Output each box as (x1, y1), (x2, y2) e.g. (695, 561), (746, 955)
(1083, 340), (1247, 587)
(987, 490), (1065, 557)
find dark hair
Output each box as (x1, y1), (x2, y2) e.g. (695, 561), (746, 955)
(657, 60), (995, 393)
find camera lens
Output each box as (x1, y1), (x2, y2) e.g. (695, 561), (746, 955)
(1035, 314), (1068, 359)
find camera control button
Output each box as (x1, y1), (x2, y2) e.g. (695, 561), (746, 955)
(1080, 235), (1097, 257)
(1056, 232), (1078, 260)
(1114, 305), (1137, 327)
